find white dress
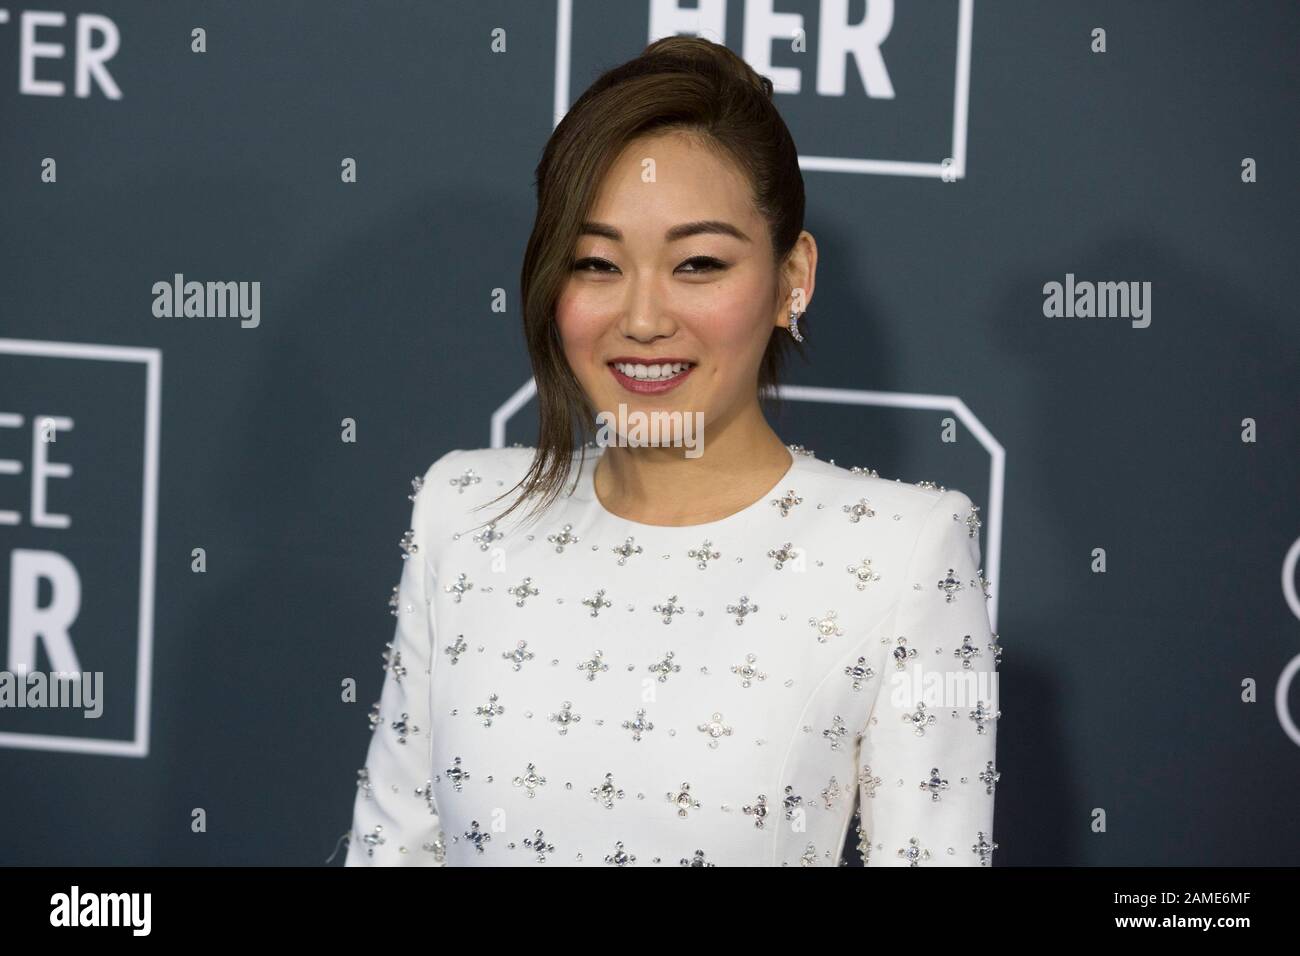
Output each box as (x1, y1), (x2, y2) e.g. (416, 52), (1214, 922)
(344, 444), (1000, 866)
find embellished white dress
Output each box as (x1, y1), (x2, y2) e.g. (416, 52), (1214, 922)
(344, 444), (1000, 867)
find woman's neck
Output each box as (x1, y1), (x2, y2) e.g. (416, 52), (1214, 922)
(591, 424), (792, 526)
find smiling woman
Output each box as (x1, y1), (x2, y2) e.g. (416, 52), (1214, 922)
(343, 35), (1000, 868)
(507, 34), (817, 528)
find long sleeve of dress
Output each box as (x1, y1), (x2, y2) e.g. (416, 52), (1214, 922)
(344, 453), (456, 866)
(856, 488), (1000, 866)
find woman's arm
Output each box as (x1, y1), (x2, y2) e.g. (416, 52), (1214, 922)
(856, 489), (1000, 866)
(344, 454), (455, 866)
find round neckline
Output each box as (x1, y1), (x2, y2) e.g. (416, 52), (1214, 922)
(576, 444), (800, 531)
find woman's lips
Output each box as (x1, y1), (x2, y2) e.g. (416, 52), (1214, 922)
(608, 363), (695, 395)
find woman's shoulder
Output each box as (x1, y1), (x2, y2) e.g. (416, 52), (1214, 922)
(406, 446), (539, 546)
(412, 445), (536, 493)
(790, 445), (979, 523)
(790, 449), (984, 579)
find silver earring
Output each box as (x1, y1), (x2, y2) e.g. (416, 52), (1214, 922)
(788, 308), (805, 342)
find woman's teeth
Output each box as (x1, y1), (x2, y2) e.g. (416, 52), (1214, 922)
(612, 361), (694, 381)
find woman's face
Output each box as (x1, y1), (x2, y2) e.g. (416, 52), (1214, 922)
(555, 130), (787, 444)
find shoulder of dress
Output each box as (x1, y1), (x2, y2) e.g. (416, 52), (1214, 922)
(796, 455), (969, 518)
(410, 446), (541, 548)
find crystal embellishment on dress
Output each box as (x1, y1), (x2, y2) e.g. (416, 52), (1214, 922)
(444, 756), (471, 792)
(648, 651), (681, 683)
(680, 849), (715, 867)
(844, 656), (874, 690)
(847, 557), (882, 590)
(979, 761), (1001, 795)
(398, 529), (418, 557)
(605, 841), (636, 866)
(361, 825), (385, 857)
(667, 782), (701, 817)
(742, 793), (769, 828)
(449, 469), (481, 494)
(843, 498), (876, 522)
(969, 701), (1000, 735)
(809, 610), (844, 643)
(474, 693), (505, 727)
(726, 595), (759, 625)
(822, 715), (849, 751)
(731, 653), (767, 687)
(621, 708), (654, 741)
(771, 489), (803, 517)
(972, 831), (998, 866)
(687, 540), (720, 570)
(415, 778), (437, 815)
(463, 820), (490, 853)
(651, 594), (685, 624)
(502, 640), (535, 671)
(547, 523), (579, 553)
(958, 503), (982, 538)
(953, 634), (982, 669)
(859, 765), (881, 798)
(921, 768), (950, 802)
(443, 634), (467, 664)
(512, 762), (547, 797)
(390, 713), (418, 744)
(591, 772), (626, 808)
(767, 541), (800, 571)
(937, 568), (964, 602)
(577, 650), (609, 681)
(548, 700), (581, 735)
(472, 522), (503, 551)
(904, 702), (937, 737)
(611, 537), (643, 566)
(444, 572), (473, 602)
(898, 837), (930, 866)
(381, 640), (406, 683)
(523, 829), (555, 862)
(408, 475), (424, 502)
(582, 589), (612, 617)
(697, 711), (733, 748)
(892, 636), (918, 669)
(782, 785), (804, 819)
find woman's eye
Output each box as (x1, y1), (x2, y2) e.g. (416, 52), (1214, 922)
(571, 256), (725, 274)
(677, 256), (726, 273)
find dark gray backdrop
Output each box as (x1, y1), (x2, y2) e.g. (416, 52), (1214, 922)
(0, 0), (1296, 865)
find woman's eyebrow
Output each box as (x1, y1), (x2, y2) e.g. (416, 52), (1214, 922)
(579, 220), (751, 242)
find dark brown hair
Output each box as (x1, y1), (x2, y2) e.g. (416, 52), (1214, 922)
(474, 35), (807, 532)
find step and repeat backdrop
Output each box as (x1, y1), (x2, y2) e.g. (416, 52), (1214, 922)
(0, 1), (1296, 865)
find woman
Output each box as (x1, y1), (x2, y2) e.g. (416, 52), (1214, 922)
(344, 36), (999, 866)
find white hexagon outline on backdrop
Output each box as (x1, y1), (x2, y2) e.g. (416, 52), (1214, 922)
(490, 380), (1005, 630)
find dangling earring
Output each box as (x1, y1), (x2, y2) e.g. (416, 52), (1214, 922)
(787, 307), (805, 342)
